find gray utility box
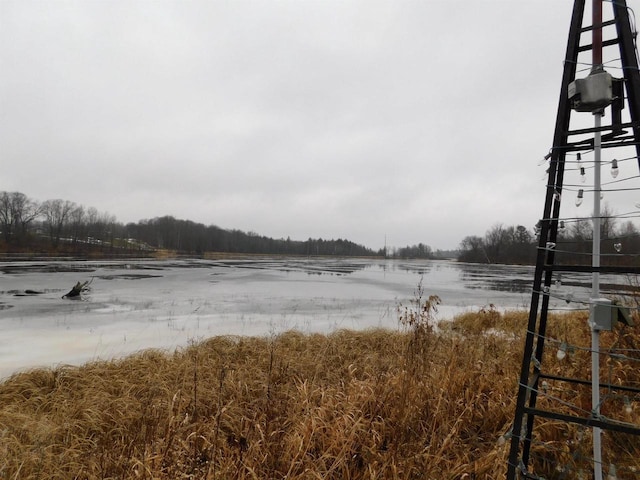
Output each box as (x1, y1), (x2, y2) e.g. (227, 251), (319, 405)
(590, 298), (634, 331)
(591, 298), (613, 331)
(569, 69), (613, 112)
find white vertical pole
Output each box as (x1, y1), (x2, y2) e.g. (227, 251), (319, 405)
(591, 1), (604, 477)
(592, 111), (603, 480)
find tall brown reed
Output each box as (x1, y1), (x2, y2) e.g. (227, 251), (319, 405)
(0, 308), (638, 479)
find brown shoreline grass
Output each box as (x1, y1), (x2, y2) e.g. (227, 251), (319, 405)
(1, 309), (639, 479)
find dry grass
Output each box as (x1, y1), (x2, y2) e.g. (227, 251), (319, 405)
(1, 309), (639, 479)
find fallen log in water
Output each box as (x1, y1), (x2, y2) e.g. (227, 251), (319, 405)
(62, 279), (92, 299)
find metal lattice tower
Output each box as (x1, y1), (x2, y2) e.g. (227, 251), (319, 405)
(507, 1), (640, 478)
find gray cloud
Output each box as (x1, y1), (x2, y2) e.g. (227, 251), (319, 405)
(2, 0), (580, 249)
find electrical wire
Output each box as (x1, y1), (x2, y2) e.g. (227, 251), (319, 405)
(515, 4), (640, 476)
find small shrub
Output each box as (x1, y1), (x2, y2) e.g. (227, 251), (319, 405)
(397, 277), (440, 365)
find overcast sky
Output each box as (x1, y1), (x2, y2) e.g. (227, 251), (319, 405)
(1, 1), (596, 250)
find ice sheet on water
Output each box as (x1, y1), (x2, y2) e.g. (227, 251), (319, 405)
(0, 257), (552, 379)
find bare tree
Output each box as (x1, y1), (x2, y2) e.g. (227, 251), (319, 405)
(85, 206), (114, 244)
(0, 192), (40, 242)
(41, 199), (76, 247)
(458, 235), (487, 263)
(484, 223), (509, 262)
(16, 195), (41, 239)
(514, 225), (533, 245)
(599, 203), (617, 239)
(571, 217), (592, 241)
(68, 205), (86, 244)
(0, 192), (15, 242)
(618, 220), (638, 238)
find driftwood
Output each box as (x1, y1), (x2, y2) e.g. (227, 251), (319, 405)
(62, 279), (93, 299)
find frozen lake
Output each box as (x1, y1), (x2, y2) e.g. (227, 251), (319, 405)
(1, 257), (545, 378)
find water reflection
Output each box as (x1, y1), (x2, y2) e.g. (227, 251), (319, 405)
(204, 256), (436, 277)
(4, 256), (637, 378)
(3, 257), (628, 298)
(212, 257), (373, 276)
(456, 263), (534, 294)
(379, 260), (433, 275)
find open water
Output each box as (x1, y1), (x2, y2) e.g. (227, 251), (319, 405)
(0, 257), (591, 378)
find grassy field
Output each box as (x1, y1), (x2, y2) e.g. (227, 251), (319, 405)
(1, 302), (639, 479)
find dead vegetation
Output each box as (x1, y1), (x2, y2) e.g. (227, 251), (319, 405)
(0, 307), (638, 479)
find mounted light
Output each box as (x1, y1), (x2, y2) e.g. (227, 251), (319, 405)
(556, 342), (568, 360)
(611, 159), (619, 178)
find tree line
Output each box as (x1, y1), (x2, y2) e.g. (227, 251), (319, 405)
(0, 191), (394, 257)
(458, 207), (640, 265)
(1, 191), (122, 252)
(458, 224), (535, 264)
(127, 216), (377, 256)
(9, 190), (639, 264)
(391, 243), (433, 259)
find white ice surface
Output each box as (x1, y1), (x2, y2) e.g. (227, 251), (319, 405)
(0, 258), (543, 378)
